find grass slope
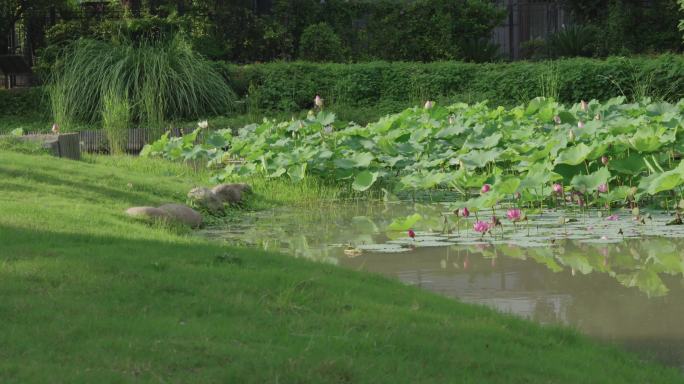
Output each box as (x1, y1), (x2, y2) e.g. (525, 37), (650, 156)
(0, 152), (681, 383)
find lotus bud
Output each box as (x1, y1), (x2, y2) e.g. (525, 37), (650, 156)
(314, 95), (324, 108)
(598, 183), (608, 193)
(481, 184), (491, 194)
(580, 100), (588, 112)
(568, 130), (575, 142)
(461, 207), (470, 218)
(198, 120), (208, 129)
(448, 115), (456, 125)
(424, 100), (435, 109)
(553, 115), (561, 125)
(577, 121), (585, 129)
(51, 123), (60, 134)
(552, 183), (563, 194)
(601, 156), (609, 166)
(514, 191), (521, 200)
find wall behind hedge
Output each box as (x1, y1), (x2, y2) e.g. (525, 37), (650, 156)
(219, 55), (684, 111)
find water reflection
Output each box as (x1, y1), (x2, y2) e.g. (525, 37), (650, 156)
(199, 202), (684, 369)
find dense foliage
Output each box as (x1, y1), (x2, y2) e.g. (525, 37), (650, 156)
(222, 55), (684, 112)
(144, 97), (684, 213)
(47, 36), (235, 132)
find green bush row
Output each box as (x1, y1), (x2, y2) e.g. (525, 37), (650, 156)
(221, 55), (684, 111)
(4, 55), (684, 124)
(0, 88), (49, 118)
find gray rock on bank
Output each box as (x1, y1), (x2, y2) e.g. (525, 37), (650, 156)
(125, 206), (171, 221)
(158, 203), (203, 228)
(187, 187), (224, 213)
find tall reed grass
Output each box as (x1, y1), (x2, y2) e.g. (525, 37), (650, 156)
(48, 36), (236, 148)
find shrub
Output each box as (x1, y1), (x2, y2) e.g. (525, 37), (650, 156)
(547, 25), (599, 58)
(221, 55), (684, 111)
(298, 23), (345, 62)
(47, 36), (236, 131)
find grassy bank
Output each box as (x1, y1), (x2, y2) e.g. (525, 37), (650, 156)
(0, 151), (682, 383)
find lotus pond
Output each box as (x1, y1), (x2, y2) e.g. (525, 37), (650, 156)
(145, 97), (684, 370)
(200, 201), (684, 371)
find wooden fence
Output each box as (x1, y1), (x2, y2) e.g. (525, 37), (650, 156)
(23, 127), (198, 154)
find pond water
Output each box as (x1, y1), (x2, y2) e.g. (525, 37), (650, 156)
(199, 202), (684, 370)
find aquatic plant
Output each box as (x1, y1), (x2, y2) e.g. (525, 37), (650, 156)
(144, 97), (684, 213)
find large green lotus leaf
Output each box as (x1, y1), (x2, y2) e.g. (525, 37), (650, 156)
(458, 149), (502, 169)
(645, 169), (683, 195)
(554, 143), (595, 165)
(352, 170), (379, 192)
(556, 111), (577, 125)
(570, 167), (610, 193)
(435, 124), (467, 138)
(605, 185), (633, 202)
(287, 163), (307, 183)
(463, 133), (502, 150)
(628, 126), (664, 153)
(350, 152), (374, 167)
(494, 177), (521, 194)
(558, 252), (593, 275)
(519, 163), (559, 190)
(609, 153), (647, 175)
(387, 213), (422, 231)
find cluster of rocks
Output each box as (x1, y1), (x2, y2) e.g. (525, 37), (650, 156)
(125, 183), (252, 228)
(187, 183), (252, 213)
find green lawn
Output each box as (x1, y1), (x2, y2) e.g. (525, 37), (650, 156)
(0, 151), (681, 383)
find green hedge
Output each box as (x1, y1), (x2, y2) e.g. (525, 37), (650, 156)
(4, 55), (684, 124)
(0, 88), (49, 118)
(220, 55), (684, 111)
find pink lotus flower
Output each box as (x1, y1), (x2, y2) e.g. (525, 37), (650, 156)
(473, 220), (490, 234)
(552, 183), (563, 194)
(580, 100), (588, 112)
(424, 100), (435, 109)
(606, 214), (619, 221)
(506, 208), (522, 222)
(461, 207), (470, 218)
(408, 229), (416, 240)
(314, 95), (324, 108)
(598, 183), (608, 193)
(577, 121), (585, 129)
(553, 115), (561, 125)
(481, 184), (491, 194)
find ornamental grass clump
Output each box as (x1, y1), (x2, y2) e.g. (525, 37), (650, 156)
(47, 35), (235, 140)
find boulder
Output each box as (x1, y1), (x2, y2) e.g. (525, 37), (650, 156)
(212, 183), (252, 204)
(158, 204), (203, 228)
(125, 206), (171, 222)
(187, 187), (223, 213)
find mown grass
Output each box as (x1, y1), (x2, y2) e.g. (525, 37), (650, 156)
(0, 151), (682, 383)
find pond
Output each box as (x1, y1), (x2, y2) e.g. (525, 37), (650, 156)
(199, 202), (684, 370)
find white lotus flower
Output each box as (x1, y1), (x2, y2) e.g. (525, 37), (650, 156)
(314, 95), (324, 108)
(198, 120), (209, 129)
(424, 100), (435, 109)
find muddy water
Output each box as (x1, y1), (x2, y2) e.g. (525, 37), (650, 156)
(200, 202), (684, 370)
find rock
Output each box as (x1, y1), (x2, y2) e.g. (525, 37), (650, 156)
(212, 183), (247, 204)
(125, 206), (171, 222)
(187, 187), (223, 213)
(158, 204), (203, 228)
